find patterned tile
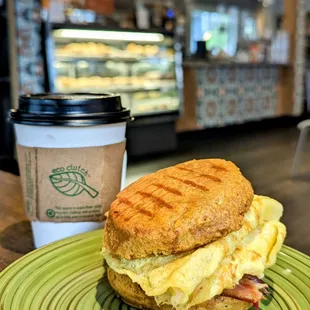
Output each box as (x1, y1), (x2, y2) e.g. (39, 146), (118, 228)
(293, 0), (306, 116)
(242, 94), (259, 121)
(15, 0), (45, 94)
(197, 96), (222, 128)
(195, 66), (281, 128)
(203, 85), (220, 98)
(221, 95), (241, 125)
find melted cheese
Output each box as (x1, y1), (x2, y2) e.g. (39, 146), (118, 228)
(102, 195), (286, 310)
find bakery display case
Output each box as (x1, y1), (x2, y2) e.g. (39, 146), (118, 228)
(43, 24), (181, 156)
(49, 26), (180, 117)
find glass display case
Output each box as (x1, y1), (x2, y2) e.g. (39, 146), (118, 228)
(49, 26), (180, 117)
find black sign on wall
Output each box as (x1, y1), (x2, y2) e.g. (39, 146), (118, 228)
(0, 0), (18, 174)
(0, 0), (8, 77)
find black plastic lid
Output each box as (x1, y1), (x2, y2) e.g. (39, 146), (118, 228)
(9, 93), (133, 126)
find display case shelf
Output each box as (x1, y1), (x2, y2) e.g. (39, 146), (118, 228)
(55, 55), (174, 62)
(50, 27), (180, 117)
(57, 84), (176, 94)
(55, 55), (138, 62)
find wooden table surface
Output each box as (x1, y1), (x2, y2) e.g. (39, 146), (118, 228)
(0, 170), (34, 271)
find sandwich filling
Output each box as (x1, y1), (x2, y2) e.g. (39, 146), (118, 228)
(102, 195), (286, 310)
(221, 274), (269, 309)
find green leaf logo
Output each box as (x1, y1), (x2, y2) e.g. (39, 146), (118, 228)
(49, 172), (99, 198)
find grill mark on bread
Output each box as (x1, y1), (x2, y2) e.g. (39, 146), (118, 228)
(117, 196), (134, 207)
(210, 163), (228, 172)
(137, 208), (154, 217)
(136, 191), (174, 209)
(120, 184), (180, 221)
(123, 207), (154, 222)
(168, 176), (209, 191)
(117, 196), (154, 220)
(176, 166), (222, 182)
(153, 183), (182, 196)
(117, 176), (157, 201)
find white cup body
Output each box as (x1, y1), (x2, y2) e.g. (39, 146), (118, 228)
(15, 123), (126, 148)
(15, 122), (127, 248)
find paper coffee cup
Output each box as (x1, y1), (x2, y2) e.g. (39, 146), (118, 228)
(10, 94), (132, 248)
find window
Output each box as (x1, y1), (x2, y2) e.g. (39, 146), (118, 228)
(190, 5), (258, 57)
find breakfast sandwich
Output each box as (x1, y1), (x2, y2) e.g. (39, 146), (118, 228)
(102, 159), (286, 310)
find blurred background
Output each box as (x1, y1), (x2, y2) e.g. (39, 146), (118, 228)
(0, 0), (310, 252)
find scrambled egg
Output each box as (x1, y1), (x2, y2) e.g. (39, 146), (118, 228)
(102, 195), (286, 309)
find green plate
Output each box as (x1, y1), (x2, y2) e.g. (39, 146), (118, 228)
(0, 230), (310, 310)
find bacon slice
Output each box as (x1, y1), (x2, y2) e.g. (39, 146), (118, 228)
(221, 274), (269, 308)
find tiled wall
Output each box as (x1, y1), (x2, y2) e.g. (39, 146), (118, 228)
(15, 0), (45, 94)
(293, 0), (306, 115)
(195, 66), (279, 129)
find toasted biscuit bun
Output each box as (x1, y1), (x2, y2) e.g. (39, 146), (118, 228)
(107, 268), (251, 310)
(104, 159), (253, 259)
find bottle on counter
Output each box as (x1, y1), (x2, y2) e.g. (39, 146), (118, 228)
(135, 0), (150, 29)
